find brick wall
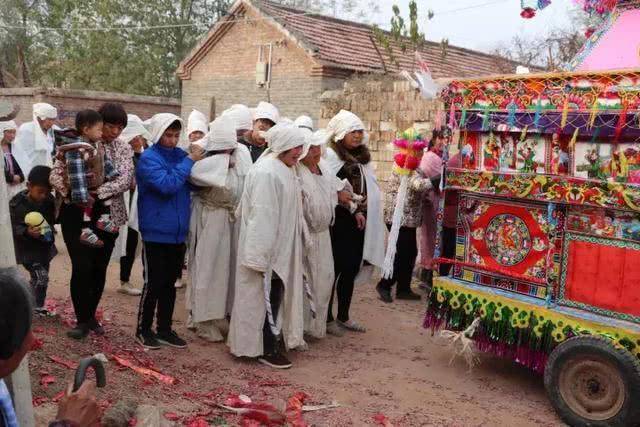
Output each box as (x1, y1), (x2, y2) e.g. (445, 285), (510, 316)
(319, 76), (443, 183)
(0, 87), (180, 127)
(180, 6), (344, 123)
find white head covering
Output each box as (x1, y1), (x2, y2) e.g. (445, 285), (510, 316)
(253, 101), (280, 124)
(33, 103), (57, 121)
(0, 120), (17, 136)
(119, 114), (151, 144)
(257, 121), (306, 162)
(222, 104), (253, 131)
(301, 128), (331, 160)
(186, 109), (208, 137)
(294, 115), (314, 131)
(148, 113), (183, 145)
(201, 116), (237, 151)
(326, 109), (367, 144)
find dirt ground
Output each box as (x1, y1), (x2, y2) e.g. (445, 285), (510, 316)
(27, 240), (564, 426)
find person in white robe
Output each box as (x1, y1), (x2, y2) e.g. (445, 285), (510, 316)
(186, 115), (251, 342)
(1, 120), (25, 199)
(228, 121), (307, 369)
(323, 110), (386, 335)
(294, 115), (314, 132)
(12, 103), (58, 177)
(114, 114), (151, 296)
(186, 109), (208, 143)
(241, 102), (280, 162)
(297, 129), (346, 339)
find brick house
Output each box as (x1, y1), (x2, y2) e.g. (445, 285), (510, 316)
(177, 0), (521, 123)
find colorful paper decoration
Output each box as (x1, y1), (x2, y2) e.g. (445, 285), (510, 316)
(569, 127), (579, 149)
(588, 97), (599, 129)
(560, 97), (569, 128)
(384, 128), (428, 279)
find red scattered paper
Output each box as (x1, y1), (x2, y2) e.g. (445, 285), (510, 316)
(32, 397), (49, 407)
(373, 413), (394, 427)
(30, 337), (44, 351)
(113, 355), (176, 385)
(49, 355), (79, 370)
(40, 374), (56, 389)
(52, 391), (66, 402)
(284, 392), (308, 427)
(184, 417), (209, 427)
(128, 418), (138, 427)
(164, 412), (180, 421)
(223, 394), (286, 426)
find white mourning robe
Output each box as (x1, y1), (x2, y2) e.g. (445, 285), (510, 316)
(297, 159), (338, 338)
(228, 155), (306, 357)
(187, 146), (251, 323)
(12, 122), (54, 176)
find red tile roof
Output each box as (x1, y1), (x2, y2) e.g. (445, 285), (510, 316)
(252, 0), (523, 78)
(178, 0), (528, 80)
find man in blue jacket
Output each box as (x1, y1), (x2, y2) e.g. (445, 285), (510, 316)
(135, 113), (204, 350)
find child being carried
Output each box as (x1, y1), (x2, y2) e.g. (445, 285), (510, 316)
(55, 109), (119, 248)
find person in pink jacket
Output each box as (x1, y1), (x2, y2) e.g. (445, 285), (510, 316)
(418, 129), (447, 290)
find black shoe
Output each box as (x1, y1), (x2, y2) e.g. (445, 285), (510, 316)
(258, 352), (292, 369)
(156, 330), (187, 349)
(136, 332), (161, 350)
(376, 282), (393, 303)
(396, 290), (422, 301)
(88, 318), (105, 335)
(67, 324), (90, 340)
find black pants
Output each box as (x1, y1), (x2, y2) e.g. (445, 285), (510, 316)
(24, 262), (50, 308)
(378, 225), (417, 294)
(60, 203), (117, 325)
(136, 241), (185, 335)
(328, 208), (365, 323)
(119, 227), (139, 282)
(440, 227), (456, 276)
(262, 274), (284, 356)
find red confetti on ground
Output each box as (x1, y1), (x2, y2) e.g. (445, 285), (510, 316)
(31, 337), (44, 351)
(52, 391), (66, 403)
(40, 374), (56, 389)
(223, 394), (286, 426)
(128, 418), (138, 427)
(284, 392), (309, 427)
(32, 397), (49, 407)
(49, 355), (79, 370)
(164, 412), (180, 421)
(184, 417), (209, 427)
(112, 355), (176, 385)
(373, 413), (394, 427)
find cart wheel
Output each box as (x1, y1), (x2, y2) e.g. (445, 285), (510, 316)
(544, 335), (640, 427)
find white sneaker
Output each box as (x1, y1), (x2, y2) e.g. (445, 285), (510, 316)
(118, 281), (142, 296)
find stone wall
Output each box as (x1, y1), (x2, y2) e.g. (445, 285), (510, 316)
(0, 87), (180, 127)
(319, 76), (443, 183)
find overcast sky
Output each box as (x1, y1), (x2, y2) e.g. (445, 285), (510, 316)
(368, 0), (576, 52)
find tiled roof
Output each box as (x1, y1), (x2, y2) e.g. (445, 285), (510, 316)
(252, 0), (522, 78)
(177, 0), (529, 80)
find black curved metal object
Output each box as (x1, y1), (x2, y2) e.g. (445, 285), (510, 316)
(73, 357), (107, 392)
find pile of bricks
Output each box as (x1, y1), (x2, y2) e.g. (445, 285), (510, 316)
(319, 76), (443, 183)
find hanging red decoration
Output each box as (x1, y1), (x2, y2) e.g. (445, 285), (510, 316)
(584, 27), (595, 38)
(520, 7), (537, 18)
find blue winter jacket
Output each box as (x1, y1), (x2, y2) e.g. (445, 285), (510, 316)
(136, 144), (194, 244)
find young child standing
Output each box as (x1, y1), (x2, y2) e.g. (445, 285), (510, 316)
(9, 165), (57, 314)
(135, 113), (204, 350)
(54, 110), (118, 248)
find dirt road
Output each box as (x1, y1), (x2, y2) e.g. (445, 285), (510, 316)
(29, 241), (563, 426)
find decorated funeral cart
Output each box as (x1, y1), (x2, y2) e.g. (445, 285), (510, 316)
(424, 2), (640, 425)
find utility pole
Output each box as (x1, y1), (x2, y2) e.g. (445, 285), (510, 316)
(0, 99), (36, 427)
